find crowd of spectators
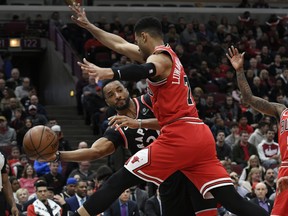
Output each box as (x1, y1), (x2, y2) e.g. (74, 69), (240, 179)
(1, 1), (288, 214)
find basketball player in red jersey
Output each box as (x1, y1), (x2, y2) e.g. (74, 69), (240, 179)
(227, 46), (288, 216)
(69, 3), (268, 216)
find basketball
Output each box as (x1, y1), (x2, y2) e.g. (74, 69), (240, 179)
(23, 125), (59, 160)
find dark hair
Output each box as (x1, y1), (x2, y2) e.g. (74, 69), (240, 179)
(35, 180), (47, 188)
(96, 165), (113, 182)
(134, 16), (163, 38)
(101, 79), (125, 98)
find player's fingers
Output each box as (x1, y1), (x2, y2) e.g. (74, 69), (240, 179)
(226, 53), (231, 61)
(228, 47), (233, 57)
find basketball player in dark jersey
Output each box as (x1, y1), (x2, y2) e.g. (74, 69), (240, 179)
(48, 79), (214, 215)
(227, 46), (288, 216)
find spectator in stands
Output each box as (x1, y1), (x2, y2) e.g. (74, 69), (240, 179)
(220, 94), (241, 125)
(215, 130), (232, 162)
(33, 160), (62, 177)
(51, 124), (72, 151)
(262, 169), (276, 198)
(180, 23), (197, 50)
(6, 68), (22, 90)
(20, 86), (37, 111)
(230, 172), (249, 198)
(0, 78), (6, 99)
(10, 109), (25, 142)
(257, 128), (280, 169)
(232, 130), (259, 167)
(29, 95), (47, 117)
(248, 121), (269, 147)
(7, 146), (20, 173)
(12, 154), (28, 178)
(9, 176), (20, 202)
(105, 188), (140, 216)
(75, 72), (89, 115)
(68, 161), (95, 183)
(251, 76), (269, 98)
(210, 116), (230, 138)
(2, 97), (25, 123)
(239, 155), (265, 185)
(27, 180), (62, 216)
(144, 187), (161, 216)
(249, 182), (273, 214)
(163, 24), (180, 45)
(14, 77), (30, 100)
(202, 93), (220, 127)
(0, 87), (16, 111)
(59, 177), (77, 199)
(225, 122), (240, 147)
(268, 54), (284, 77)
(26, 104), (48, 126)
(242, 167), (262, 193)
(16, 118), (33, 150)
(65, 179), (89, 213)
(238, 115), (254, 134)
(15, 188), (29, 214)
(19, 164), (38, 195)
(0, 115), (16, 145)
(42, 162), (66, 195)
(269, 78), (287, 102)
(129, 185), (148, 216)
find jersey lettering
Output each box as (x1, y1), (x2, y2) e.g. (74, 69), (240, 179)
(172, 58), (181, 85)
(184, 75), (193, 106)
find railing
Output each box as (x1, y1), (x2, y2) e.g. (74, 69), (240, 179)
(49, 21), (82, 80)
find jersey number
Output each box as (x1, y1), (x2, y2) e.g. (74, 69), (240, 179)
(184, 76), (193, 105)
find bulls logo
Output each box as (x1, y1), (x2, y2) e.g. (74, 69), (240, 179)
(131, 156), (140, 164)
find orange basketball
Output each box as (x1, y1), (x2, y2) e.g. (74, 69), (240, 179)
(23, 125), (59, 160)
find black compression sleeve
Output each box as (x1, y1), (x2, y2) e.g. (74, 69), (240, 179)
(112, 63), (156, 81)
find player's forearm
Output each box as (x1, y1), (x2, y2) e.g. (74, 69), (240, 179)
(236, 68), (253, 104)
(59, 138), (115, 162)
(140, 118), (161, 130)
(60, 149), (103, 162)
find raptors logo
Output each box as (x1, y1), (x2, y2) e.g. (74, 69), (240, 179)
(131, 156), (140, 164)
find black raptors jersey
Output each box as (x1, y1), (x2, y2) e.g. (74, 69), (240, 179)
(104, 94), (159, 154)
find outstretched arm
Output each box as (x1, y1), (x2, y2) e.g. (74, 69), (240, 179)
(44, 138), (115, 162)
(226, 46), (285, 119)
(69, 3), (143, 63)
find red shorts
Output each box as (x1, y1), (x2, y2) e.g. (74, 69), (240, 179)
(271, 164), (288, 216)
(124, 119), (232, 198)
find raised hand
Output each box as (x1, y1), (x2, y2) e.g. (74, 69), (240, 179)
(69, 2), (91, 29)
(226, 46), (245, 71)
(77, 58), (114, 83)
(108, 115), (140, 130)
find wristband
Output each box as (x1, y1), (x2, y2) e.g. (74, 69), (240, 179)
(53, 151), (61, 162)
(137, 119), (142, 129)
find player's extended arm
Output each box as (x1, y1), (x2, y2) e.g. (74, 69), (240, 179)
(69, 3), (143, 63)
(108, 116), (161, 131)
(2, 173), (19, 216)
(52, 138), (115, 162)
(226, 46), (285, 118)
(78, 52), (172, 83)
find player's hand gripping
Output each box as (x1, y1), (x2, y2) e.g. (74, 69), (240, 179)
(226, 46), (245, 72)
(69, 2), (91, 29)
(78, 58), (114, 83)
(108, 115), (140, 130)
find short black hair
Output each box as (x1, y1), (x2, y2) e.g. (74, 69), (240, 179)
(101, 79), (125, 98)
(35, 180), (47, 188)
(134, 16), (163, 38)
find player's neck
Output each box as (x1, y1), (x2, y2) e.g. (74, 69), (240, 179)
(117, 99), (137, 119)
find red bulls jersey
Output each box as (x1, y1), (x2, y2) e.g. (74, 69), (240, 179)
(279, 108), (288, 162)
(147, 45), (199, 127)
